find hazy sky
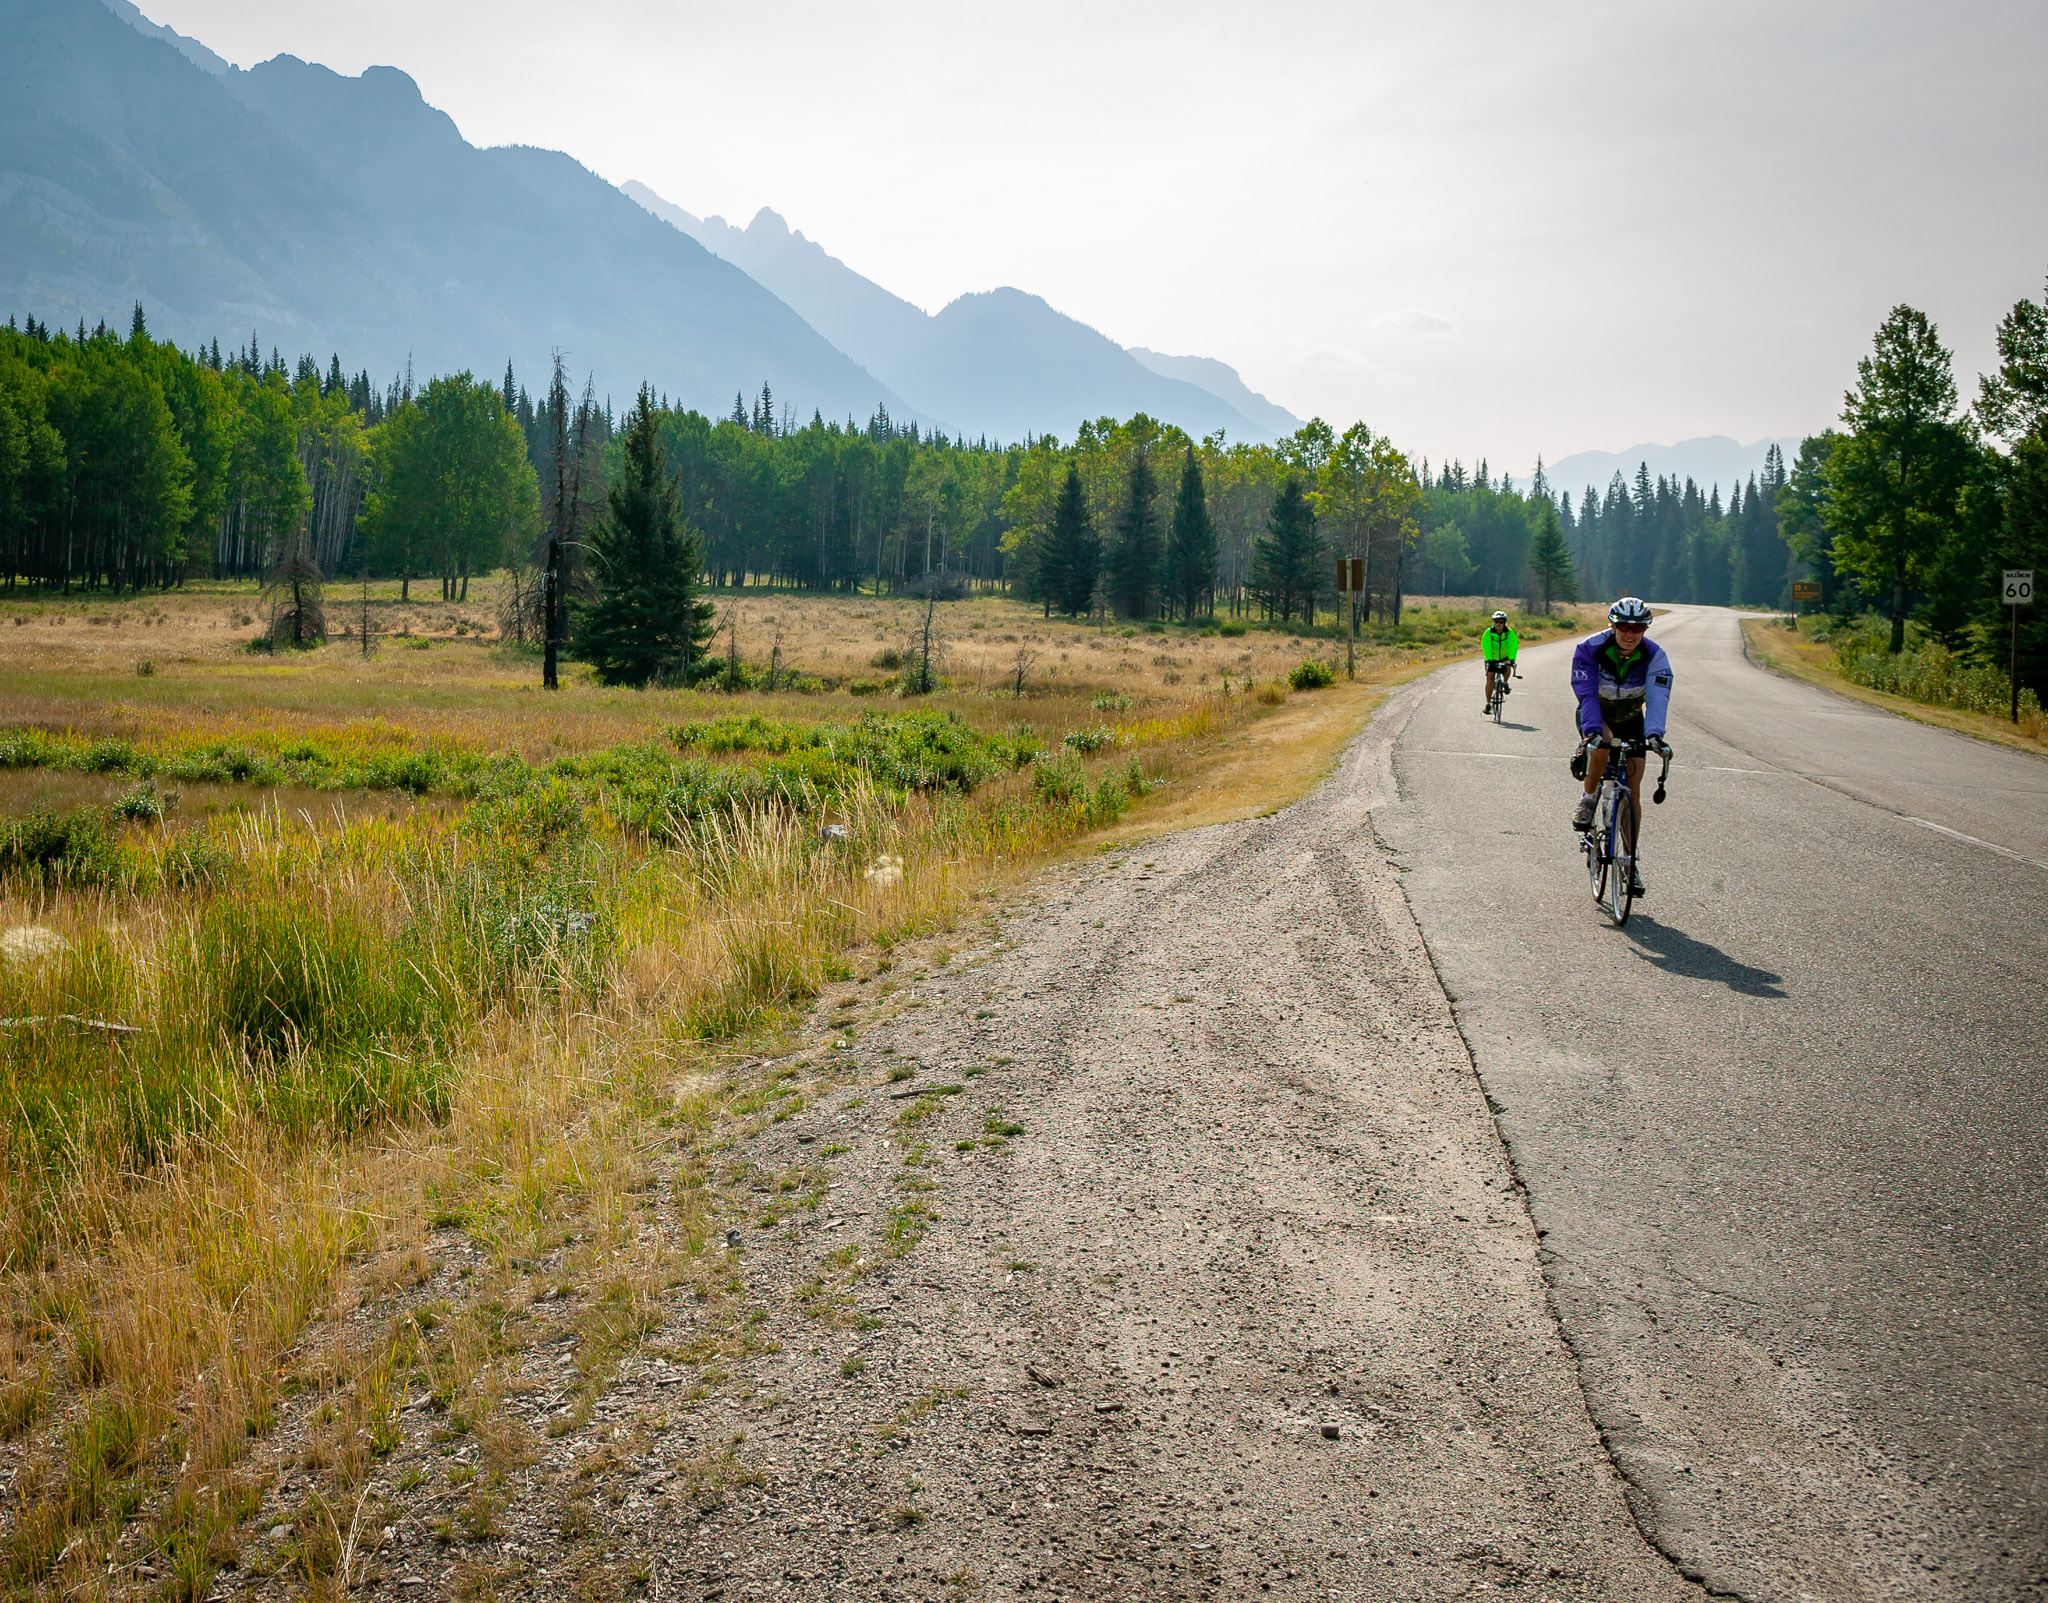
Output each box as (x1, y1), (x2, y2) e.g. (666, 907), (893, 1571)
(138, 0), (2047, 474)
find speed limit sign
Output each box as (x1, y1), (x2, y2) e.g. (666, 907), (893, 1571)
(2005, 570), (2035, 605)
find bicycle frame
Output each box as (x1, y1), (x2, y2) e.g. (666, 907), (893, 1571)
(1579, 735), (1672, 924)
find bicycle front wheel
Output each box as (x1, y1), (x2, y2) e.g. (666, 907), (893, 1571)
(1605, 789), (1638, 926)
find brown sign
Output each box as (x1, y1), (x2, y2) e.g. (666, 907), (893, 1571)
(1791, 581), (1822, 602)
(1336, 557), (1364, 592)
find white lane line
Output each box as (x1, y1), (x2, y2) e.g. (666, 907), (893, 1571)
(1899, 815), (2048, 873)
(1412, 749), (1777, 776)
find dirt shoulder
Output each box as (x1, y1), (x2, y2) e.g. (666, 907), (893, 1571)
(1741, 615), (2048, 758)
(282, 679), (1693, 1603)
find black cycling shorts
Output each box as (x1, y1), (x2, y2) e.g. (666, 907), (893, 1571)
(1597, 699), (1646, 741)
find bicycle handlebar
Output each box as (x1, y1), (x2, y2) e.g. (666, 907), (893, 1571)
(1577, 734), (1674, 802)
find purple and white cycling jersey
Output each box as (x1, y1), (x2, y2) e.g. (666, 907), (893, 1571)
(1569, 629), (1672, 738)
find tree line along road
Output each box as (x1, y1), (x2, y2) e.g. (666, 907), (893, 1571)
(1373, 604), (2048, 1602)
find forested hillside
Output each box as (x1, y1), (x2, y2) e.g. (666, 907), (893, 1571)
(0, 310), (1782, 624)
(12, 276), (2042, 709)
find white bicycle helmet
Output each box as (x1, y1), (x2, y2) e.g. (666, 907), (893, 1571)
(1607, 596), (1652, 626)
(1490, 610), (1509, 623)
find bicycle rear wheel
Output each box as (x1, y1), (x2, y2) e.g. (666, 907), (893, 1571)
(1605, 789), (1638, 926)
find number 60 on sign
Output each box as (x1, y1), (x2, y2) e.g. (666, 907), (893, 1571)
(2005, 570), (2035, 605)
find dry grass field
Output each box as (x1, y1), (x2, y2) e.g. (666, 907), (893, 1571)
(0, 578), (1576, 1599)
(1741, 614), (2047, 753)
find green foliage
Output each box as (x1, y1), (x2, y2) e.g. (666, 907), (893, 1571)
(1040, 463), (1100, 617)
(1287, 658), (1337, 690)
(1164, 447), (1216, 621)
(1823, 306), (1984, 651)
(575, 387), (715, 686)
(1251, 477), (1321, 622)
(0, 807), (121, 887)
(360, 372), (536, 592)
(1107, 448), (1161, 619)
(1821, 616), (2042, 722)
(1526, 498), (1578, 611)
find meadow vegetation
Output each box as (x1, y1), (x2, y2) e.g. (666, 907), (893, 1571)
(1744, 613), (2046, 750)
(0, 581), (1556, 1596)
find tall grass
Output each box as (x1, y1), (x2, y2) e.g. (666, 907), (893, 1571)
(1822, 617), (2043, 725)
(0, 695), (1226, 1595)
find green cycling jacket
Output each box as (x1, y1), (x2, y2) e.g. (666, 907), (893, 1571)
(1481, 625), (1519, 663)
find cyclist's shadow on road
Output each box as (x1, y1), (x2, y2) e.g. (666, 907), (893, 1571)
(1623, 918), (1786, 998)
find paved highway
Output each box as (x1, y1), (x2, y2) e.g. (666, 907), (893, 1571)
(1373, 606), (2048, 1601)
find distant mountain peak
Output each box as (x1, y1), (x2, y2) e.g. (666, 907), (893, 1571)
(1128, 348), (1303, 437)
(100, 0), (229, 74)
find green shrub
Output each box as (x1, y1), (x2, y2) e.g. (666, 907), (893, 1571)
(1219, 619), (1248, 637)
(1032, 754), (1086, 806)
(1831, 620), (2042, 721)
(1288, 658), (1337, 690)
(110, 782), (170, 824)
(1062, 727), (1115, 753)
(0, 808), (123, 887)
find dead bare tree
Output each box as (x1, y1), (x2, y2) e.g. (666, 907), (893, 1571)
(901, 579), (941, 696)
(264, 525), (326, 648)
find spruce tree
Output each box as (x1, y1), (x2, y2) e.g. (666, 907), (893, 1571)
(1042, 464), (1100, 616)
(1108, 449), (1161, 618)
(1164, 447), (1216, 620)
(576, 386), (714, 687)
(1527, 500), (1578, 613)
(1250, 477), (1320, 622)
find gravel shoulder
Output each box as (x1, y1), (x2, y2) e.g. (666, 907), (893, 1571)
(286, 684), (1695, 1602)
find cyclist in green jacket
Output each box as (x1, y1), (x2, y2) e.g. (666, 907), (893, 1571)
(1481, 611), (1518, 713)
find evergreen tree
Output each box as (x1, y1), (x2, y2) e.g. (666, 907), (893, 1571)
(502, 361), (517, 415)
(1825, 306), (1982, 651)
(1164, 446), (1216, 619)
(1526, 498), (1578, 613)
(1107, 448), (1161, 618)
(1250, 476), (1320, 622)
(576, 386), (714, 687)
(1041, 463), (1100, 617)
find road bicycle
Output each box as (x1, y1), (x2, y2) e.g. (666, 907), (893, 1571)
(1576, 735), (1672, 926)
(1485, 663), (1516, 723)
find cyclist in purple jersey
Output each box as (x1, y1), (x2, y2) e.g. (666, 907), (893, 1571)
(1570, 597), (1673, 893)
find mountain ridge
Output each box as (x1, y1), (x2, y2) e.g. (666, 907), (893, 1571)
(4, 0), (906, 421)
(623, 182), (1290, 444)
(1545, 435), (1802, 499)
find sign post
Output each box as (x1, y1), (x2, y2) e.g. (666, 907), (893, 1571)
(2005, 570), (2035, 723)
(1336, 557), (1364, 678)
(1790, 579), (1821, 617)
